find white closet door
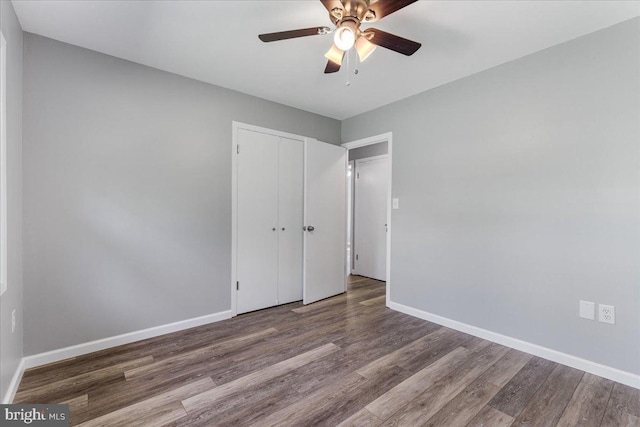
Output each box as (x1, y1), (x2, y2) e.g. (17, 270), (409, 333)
(237, 129), (279, 314)
(303, 140), (347, 304)
(277, 137), (304, 304)
(354, 157), (388, 281)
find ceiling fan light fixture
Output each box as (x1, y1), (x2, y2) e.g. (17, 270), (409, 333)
(333, 25), (356, 50)
(355, 35), (376, 62)
(324, 44), (344, 66)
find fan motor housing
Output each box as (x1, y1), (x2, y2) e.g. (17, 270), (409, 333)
(329, 0), (373, 25)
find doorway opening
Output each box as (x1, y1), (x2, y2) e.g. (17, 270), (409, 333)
(342, 133), (392, 305)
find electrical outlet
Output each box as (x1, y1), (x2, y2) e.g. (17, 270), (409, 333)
(598, 304), (615, 325)
(11, 309), (16, 333)
(579, 300), (595, 320)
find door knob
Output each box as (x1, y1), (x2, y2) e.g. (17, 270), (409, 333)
(272, 228), (276, 231)
(282, 227), (285, 231)
(307, 226), (315, 232)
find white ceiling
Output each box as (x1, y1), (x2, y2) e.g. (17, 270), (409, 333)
(12, 1), (640, 120)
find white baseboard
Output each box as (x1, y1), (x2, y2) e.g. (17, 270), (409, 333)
(2, 358), (25, 404)
(388, 301), (640, 390)
(22, 310), (232, 370)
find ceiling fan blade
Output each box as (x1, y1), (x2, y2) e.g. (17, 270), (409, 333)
(259, 27), (329, 42)
(324, 60), (342, 74)
(320, 0), (344, 14)
(366, 28), (421, 56)
(366, 0), (419, 22)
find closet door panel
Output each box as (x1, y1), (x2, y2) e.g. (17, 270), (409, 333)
(277, 137), (304, 304)
(236, 129), (279, 314)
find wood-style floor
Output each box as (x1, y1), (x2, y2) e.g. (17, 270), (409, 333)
(14, 276), (640, 426)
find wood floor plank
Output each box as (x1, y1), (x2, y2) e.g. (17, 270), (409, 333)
(601, 383), (640, 426)
(487, 355), (557, 417)
(356, 327), (450, 379)
(75, 371), (216, 424)
(84, 402), (186, 427)
(124, 327), (278, 380)
(174, 338), (379, 425)
(481, 348), (533, 388)
(422, 378), (501, 427)
(623, 413), (640, 426)
(395, 328), (474, 373)
(76, 377), (215, 427)
(295, 365), (412, 426)
(466, 405), (514, 427)
(248, 372), (368, 427)
(365, 346), (471, 420)
(557, 373), (614, 427)
(182, 343), (339, 413)
(60, 394), (88, 412)
(380, 343), (509, 426)
(336, 408), (382, 427)
(290, 282), (382, 315)
(359, 295), (387, 306)
(216, 317), (368, 383)
(511, 364), (584, 426)
(14, 356), (154, 403)
(60, 394), (89, 425)
(248, 364), (408, 427)
(461, 336), (491, 353)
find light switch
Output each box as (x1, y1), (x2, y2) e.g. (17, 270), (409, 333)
(392, 198), (399, 209)
(579, 300), (595, 320)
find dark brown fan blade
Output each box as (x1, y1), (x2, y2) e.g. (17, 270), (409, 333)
(259, 27), (328, 42)
(366, 0), (418, 22)
(367, 28), (421, 55)
(324, 59), (342, 74)
(320, 0), (344, 14)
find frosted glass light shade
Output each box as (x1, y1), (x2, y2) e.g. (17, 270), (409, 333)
(334, 26), (355, 51)
(355, 36), (376, 62)
(324, 44), (344, 65)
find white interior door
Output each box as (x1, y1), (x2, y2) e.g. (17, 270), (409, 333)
(236, 129), (279, 314)
(303, 139), (347, 304)
(277, 137), (304, 304)
(354, 156), (388, 281)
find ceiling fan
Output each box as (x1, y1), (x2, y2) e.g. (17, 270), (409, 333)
(258, 0), (422, 74)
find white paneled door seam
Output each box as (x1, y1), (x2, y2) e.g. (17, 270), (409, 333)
(236, 129), (303, 314)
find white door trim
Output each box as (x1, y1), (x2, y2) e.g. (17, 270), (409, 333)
(341, 133), (393, 306)
(231, 121), (308, 317)
(354, 154), (388, 163)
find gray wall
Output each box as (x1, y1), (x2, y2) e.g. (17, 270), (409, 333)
(343, 18), (640, 375)
(22, 34), (340, 355)
(0, 0), (23, 402)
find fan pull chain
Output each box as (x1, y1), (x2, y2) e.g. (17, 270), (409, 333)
(354, 49), (359, 76)
(345, 50), (351, 86)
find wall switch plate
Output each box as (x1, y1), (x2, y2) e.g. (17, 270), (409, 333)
(579, 300), (595, 320)
(598, 304), (615, 324)
(11, 309), (16, 333)
(392, 198), (399, 209)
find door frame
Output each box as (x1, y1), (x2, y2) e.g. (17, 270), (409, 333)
(342, 132), (393, 306)
(353, 154), (389, 279)
(231, 121), (308, 317)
